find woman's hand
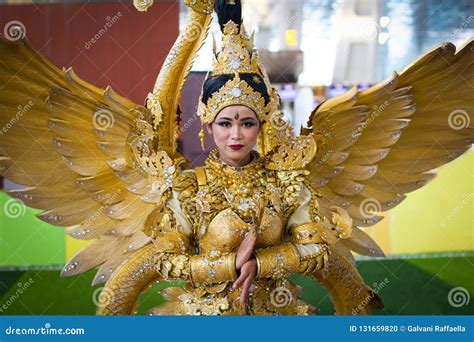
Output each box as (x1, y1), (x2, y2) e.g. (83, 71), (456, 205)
(232, 258), (257, 309)
(235, 229), (257, 271)
(234, 230), (258, 313)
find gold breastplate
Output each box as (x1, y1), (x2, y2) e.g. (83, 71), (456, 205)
(199, 207), (284, 254)
(193, 152), (301, 254)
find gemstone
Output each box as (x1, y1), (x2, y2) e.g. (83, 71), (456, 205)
(231, 87), (242, 97)
(230, 58), (241, 70)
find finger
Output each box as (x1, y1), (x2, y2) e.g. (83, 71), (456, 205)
(236, 242), (256, 270)
(233, 262), (252, 288)
(240, 275), (253, 306)
(242, 231), (257, 246)
(232, 272), (246, 289)
(235, 250), (253, 270)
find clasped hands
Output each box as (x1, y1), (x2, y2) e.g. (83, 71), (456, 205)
(233, 229), (258, 309)
(232, 200), (265, 312)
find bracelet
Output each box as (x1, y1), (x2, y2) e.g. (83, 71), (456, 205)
(290, 222), (325, 244)
(190, 251), (237, 287)
(254, 243), (301, 280)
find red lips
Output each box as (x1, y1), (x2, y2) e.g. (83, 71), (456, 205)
(229, 144), (244, 150)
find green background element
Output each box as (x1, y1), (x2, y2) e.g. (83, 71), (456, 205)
(1, 254), (472, 315)
(0, 192), (64, 266)
(136, 281), (185, 315)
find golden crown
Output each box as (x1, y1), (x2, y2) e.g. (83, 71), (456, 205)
(211, 21), (260, 76)
(197, 73), (268, 125)
(198, 20), (269, 126)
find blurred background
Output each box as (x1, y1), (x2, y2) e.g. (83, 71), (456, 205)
(0, 0), (472, 315)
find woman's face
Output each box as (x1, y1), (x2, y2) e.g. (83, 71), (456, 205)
(207, 105), (260, 167)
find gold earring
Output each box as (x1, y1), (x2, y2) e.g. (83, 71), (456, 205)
(199, 128), (206, 150)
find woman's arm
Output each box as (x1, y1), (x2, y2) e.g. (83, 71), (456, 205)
(149, 184), (238, 287)
(253, 182), (352, 280)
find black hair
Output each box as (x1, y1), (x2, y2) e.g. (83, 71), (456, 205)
(214, 0), (242, 31)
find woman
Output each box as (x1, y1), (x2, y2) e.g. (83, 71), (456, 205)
(2, 0), (470, 316)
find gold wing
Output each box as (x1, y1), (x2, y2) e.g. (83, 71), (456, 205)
(304, 39), (473, 258)
(0, 36), (158, 284)
(0, 0), (212, 286)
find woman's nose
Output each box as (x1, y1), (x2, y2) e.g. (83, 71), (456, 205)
(230, 124), (242, 140)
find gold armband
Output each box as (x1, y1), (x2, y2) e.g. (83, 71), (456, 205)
(300, 244), (329, 274)
(254, 243), (301, 280)
(290, 222), (325, 244)
(190, 252), (237, 287)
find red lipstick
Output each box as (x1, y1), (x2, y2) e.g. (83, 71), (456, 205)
(229, 144), (244, 151)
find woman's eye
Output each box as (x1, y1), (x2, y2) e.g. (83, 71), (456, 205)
(217, 122), (231, 128)
(242, 122), (256, 128)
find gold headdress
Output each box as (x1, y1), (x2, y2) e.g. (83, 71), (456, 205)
(197, 19), (272, 147)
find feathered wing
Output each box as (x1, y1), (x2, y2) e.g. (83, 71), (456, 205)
(0, 0), (213, 289)
(0, 35), (179, 285)
(304, 39), (473, 258)
(299, 39), (473, 314)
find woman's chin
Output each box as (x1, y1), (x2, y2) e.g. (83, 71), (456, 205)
(222, 148), (251, 165)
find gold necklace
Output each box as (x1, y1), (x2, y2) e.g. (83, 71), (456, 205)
(207, 150), (267, 221)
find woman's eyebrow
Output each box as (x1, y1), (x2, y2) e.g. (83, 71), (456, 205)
(216, 117), (233, 122)
(240, 117), (257, 121)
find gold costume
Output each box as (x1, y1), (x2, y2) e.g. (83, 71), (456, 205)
(0, 0), (473, 316)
